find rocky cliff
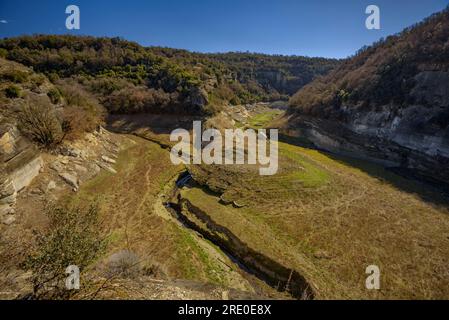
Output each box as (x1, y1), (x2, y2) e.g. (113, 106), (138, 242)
(286, 7), (449, 185)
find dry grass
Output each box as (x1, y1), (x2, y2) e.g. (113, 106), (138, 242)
(66, 134), (253, 289)
(181, 111), (449, 299)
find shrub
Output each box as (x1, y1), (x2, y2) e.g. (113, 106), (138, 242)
(1, 70), (29, 83)
(103, 86), (171, 114)
(62, 105), (104, 140)
(4, 85), (22, 98)
(88, 77), (130, 95)
(0, 48), (7, 58)
(105, 250), (141, 279)
(47, 72), (60, 83)
(47, 88), (62, 104)
(17, 95), (63, 146)
(30, 73), (46, 89)
(57, 82), (105, 139)
(24, 203), (105, 299)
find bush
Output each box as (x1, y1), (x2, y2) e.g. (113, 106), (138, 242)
(30, 74), (46, 89)
(1, 70), (29, 83)
(0, 48), (7, 58)
(4, 85), (22, 98)
(47, 88), (62, 104)
(103, 86), (171, 114)
(105, 250), (141, 279)
(17, 95), (63, 146)
(57, 82), (105, 139)
(24, 203), (105, 299)
(88, 77), (130, 95)
(62, 105), (104, 140)
(47, 72), (60, 83)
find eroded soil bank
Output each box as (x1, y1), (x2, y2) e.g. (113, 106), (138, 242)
(165, 172), (315, 300)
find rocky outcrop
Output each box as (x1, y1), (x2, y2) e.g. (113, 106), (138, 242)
(285, 67), (449, 185)
(59, 172), (79, 191)
(9, 156), (44, 192)
(0, 123), (43, 222)
(0, 124), (21, 162)
(284, 100), (449, 184)
(0, 153), (43, 222)
(0, 129), (15, 155)
(285, 8), (449, 185)
(0, 176), (16, 216)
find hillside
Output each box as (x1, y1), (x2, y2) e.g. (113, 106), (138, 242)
(0, 35), (339, 115)
(286, 7), (449, 184)
(1, 7), (449, 302)
(206, 52), (338, 98)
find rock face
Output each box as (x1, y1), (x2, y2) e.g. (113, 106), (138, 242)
(0, 125), (20, 161)
(9, 156), (44, 192)
(336, 71), (448, 182)
(59, 172), (79, 190)
(343, 71), (449, 159)
(0, 177), (16, 215)
(0, 124), (43, 218)
(285, 9), (449, 185)
(284, 72), (449, 185)
(0, 124), (43, 193)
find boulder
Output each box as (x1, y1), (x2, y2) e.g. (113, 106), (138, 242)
(0, 205), (13, 216)
(74, 164), (88, 174)
(102, 155), (116, 164)
(1, 215), (16, 225)
(9, 156), (44, 192)
(59, 172), (79, 190)
(46, 180), (56, 192)
(60, 146), (84, 158)
(0, 131), (14, 155)
(97, 162), (117, 174)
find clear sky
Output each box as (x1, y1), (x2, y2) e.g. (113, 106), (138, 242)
(0, 0), (448, 58)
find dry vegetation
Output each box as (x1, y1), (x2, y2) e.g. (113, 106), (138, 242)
(0, 58), (105, 149)
(0, 35), (339, 115)
(289, 7), (449, 117)
(181, 110), (449, 299)
(63, 134), (259, 294)
(2, 9), (449, 299)
(184, 141), (449, 299)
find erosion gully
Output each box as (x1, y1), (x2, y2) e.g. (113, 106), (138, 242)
(164, 171), (315, 300)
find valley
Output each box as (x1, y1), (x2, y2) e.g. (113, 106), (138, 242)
(89, 108), (449, 299)
(1, 100), (449, 299)
(1, 6), (449, 301)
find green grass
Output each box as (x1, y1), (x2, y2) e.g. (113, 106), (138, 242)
(280, 144), (330, 188)
(248, 110), (283, 129)
(175, 226), (228, 285)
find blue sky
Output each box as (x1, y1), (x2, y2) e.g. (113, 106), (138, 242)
(0, 0), (448, 58)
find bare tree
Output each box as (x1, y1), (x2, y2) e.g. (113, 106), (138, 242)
(17, 95), (63, 147)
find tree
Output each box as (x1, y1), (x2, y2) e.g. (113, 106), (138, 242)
(24, 203), (105, 299)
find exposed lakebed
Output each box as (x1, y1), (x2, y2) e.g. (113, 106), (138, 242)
(163, 171), (315, 300)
